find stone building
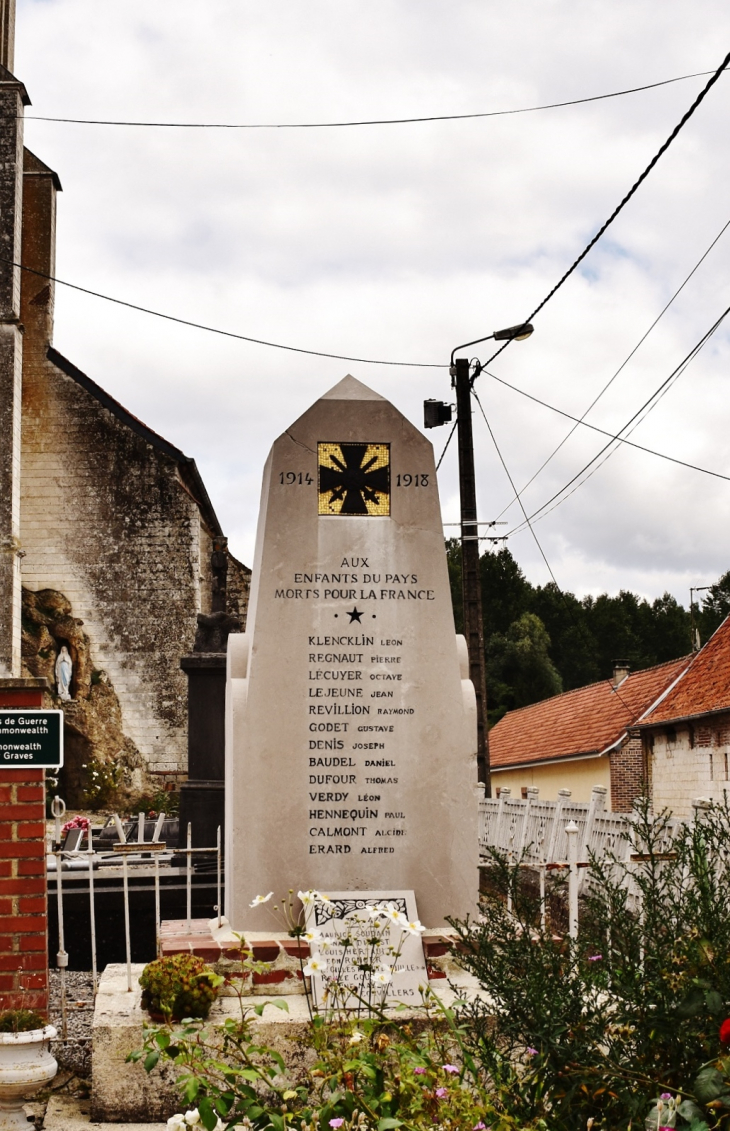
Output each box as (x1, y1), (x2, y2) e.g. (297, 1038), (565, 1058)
(489, 657), (690, 809)
(0, 4), (249, 804)
(635, 615), (730, 818)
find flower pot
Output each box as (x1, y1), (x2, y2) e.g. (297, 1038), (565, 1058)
(0, 1026), (57, 1130)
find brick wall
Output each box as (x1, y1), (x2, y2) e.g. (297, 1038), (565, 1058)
(0, 679), (49, 1014)
(0, 768), (47, 1012)
(609, 734), (648, 812)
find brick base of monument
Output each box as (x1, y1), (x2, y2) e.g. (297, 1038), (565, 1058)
(160, 919), (452, 985)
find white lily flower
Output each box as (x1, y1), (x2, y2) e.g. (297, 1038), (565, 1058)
(372, 966), (393, 985)
(349, 1030), (366, 1044)
(297, 889), (317, 906)
(249, 891), (273, 907)
(303, 927), (322, 942)
(167, 1117), (186, 1131)
(184, 1110), (201, 1126)
(318, 937), (333, 951)
(303, 956), (328, 976)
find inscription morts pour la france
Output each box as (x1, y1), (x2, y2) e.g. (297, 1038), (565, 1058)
(225, 375), (478, 930)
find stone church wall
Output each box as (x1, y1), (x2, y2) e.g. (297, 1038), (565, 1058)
(20, 349), (207, 774)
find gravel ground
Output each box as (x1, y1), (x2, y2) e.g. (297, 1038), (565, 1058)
(48, 969), (94, 1077)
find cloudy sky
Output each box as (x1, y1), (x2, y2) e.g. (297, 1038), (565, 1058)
(15, 0), (730, 604)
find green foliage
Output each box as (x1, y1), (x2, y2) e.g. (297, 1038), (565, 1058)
(0, 1008), (46, 1032)
(124, 789), (180, 816)
(131, 935), (544, 1131)
(698, 570), (730, 642)
(139, 954), (223, 1021)
(450, 797), (730, 1130)
(445, 541), (727, 719)
(80, 756), (122, 810)
(486, 612), (562, 725)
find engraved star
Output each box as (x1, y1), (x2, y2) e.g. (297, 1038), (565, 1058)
(346, 607), (364, 623)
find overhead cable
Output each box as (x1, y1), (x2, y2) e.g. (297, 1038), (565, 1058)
(484, 363), (730, 486)
(10, 259), (444, 369)
(472, 48), (730, 377)
(505, 302), (730, 534)
(23, 69), (718, 129)
(470, 386), (637, 719)
(493, 213), (730, 519)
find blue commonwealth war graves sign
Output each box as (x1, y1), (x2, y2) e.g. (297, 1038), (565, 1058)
(0, 710), (63, 768)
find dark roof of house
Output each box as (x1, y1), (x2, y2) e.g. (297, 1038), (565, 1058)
(47, 346), (223, 537)
(489, 656), (691, 770)
(638, 616), (730, 726)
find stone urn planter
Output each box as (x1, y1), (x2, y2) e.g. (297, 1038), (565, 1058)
(0, 1026), (57, 1130)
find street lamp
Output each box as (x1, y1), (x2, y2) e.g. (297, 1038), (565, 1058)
(425, 322), (534, 795)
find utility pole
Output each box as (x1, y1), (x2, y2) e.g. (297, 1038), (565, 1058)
(453, 358), (490, 793)
(426, 322), (533, 797)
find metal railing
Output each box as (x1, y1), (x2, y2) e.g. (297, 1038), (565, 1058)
(49, 809), (223, 1040)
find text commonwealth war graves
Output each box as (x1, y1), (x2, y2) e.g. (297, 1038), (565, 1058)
(225, 376), (478, 930)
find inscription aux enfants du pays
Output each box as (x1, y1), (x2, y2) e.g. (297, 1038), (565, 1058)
(272, 438), (433, 858)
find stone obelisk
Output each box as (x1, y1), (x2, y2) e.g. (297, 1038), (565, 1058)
(225, 376), (478, 930)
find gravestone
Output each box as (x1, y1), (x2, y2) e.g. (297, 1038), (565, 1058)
(225, 375), (477, 931)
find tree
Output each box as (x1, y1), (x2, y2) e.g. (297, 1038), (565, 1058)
(699, 570), (730, 643)
(444, 539), (722, 724)
(486, 612), (563, 725)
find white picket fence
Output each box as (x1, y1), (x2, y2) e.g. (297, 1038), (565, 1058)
(478, 784), (690, 866)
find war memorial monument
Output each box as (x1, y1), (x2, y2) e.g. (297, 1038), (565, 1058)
(225, 375), (478, 934)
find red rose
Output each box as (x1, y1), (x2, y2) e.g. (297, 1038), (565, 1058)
(720, 1018), (730, 1044)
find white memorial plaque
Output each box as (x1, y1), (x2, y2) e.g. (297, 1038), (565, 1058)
(305, 889), (428, 1009)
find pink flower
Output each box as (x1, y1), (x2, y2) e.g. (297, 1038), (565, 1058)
(442, 1064), (459, 1074)
(413, 1067), (427, 1075)
(473, 1123), (486, 1130)
(435, 1088), (447, 1098)
(526, 1047), (538, 1055)
(329, 1121), (344, 1129)
(588, 954), (603, 962)
(660, 1093), (673, 1100)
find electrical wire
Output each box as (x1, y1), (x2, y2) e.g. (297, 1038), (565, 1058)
(10, 259), (444, 369)
(505, 302), (730, 534)
(9, 57), (730, 381)
(436, 418), (458, 471)
(492, 214), (730, 520)
(470, 49), (730, 378)
(471, 386), (639, 720)
(22, 69), (718, 129)
(483, 367), (730, 485)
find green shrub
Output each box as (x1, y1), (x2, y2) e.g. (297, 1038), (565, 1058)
(139, 954), (222, 1021)
(0, 1009), (46, 1033)
(450, 796), (730, 1130)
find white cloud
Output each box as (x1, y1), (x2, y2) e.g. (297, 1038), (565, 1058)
(15, 0), (730, 604)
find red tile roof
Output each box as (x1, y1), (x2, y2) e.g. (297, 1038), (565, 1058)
(490, 656), (690, 769)
(640, 616), (730, 726)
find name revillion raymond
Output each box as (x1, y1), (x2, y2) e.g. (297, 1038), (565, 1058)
(280, 565), (426, 857)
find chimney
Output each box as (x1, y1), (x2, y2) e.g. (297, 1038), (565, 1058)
(612, 659), (631, 687)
